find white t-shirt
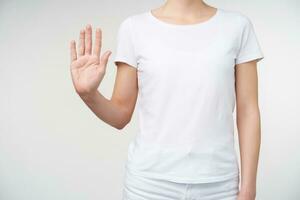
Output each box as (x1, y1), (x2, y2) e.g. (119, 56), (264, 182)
(113, 7), (264, 183)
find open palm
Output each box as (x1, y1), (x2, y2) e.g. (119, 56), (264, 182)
(69, 24), (111, 96)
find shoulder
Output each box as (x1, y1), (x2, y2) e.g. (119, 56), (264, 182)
(219, 8), (253, 28)
(119, 11), (150, 27)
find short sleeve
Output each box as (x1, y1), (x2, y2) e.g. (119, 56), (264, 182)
(113, 17), (138, 69)
(235, 15), (264, 65)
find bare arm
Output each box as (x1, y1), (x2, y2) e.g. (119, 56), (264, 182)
(69, 24), (138, 130)
(235, 60), (261, 200)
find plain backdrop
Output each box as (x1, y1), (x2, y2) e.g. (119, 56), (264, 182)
(0, 0), (299, 199)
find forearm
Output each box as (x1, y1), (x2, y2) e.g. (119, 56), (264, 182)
(79, 90), (130, 129)
(236, 106), (261, 195)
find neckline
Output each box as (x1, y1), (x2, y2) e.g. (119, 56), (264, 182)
(148, 7), (221, 28)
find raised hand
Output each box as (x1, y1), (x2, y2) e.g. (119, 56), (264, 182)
(69, 24), (112, 97)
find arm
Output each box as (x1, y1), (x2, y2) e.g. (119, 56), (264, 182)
(69, 24), (138, 130)
(80, 62), (138, 130)
(235, 60), (261, 200)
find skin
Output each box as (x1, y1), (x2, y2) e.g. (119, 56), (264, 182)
(69, 0), (261, 199)
(235, 61), (261, 200)
(69, 26), (137, 129)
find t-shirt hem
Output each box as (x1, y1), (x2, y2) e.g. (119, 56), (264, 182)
(235, 52), (264, 65)
(114, 57), (138, 69)
(126, 166), (240, 184)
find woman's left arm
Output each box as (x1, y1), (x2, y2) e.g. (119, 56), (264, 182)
(235, 60), (261, 200)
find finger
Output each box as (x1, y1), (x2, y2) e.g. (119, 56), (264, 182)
(99, 50), (112, 72)
(93, 28), (102, 59)
(70, 40), (77, 63)
(85, 24), (92, 55)
(78, 29), (85, 57)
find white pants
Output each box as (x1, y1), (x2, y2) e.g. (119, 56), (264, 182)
(122, 169), (239, 200)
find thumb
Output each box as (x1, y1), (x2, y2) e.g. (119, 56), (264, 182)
(100, 50), (112, 71)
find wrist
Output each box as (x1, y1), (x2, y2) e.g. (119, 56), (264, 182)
(239, 187), (256, 198)
(240, 178), (256, 193)
(79, 90), (99, 103)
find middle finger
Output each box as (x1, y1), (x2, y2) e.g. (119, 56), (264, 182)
(85, 24), (92, 55)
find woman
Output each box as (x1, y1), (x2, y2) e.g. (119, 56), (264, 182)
(69, 0), (263, 199)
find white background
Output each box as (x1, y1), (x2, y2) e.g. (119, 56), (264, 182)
(0, 0), (299, 199)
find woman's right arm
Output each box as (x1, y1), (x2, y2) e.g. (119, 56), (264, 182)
(69, 24), (138, 130)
